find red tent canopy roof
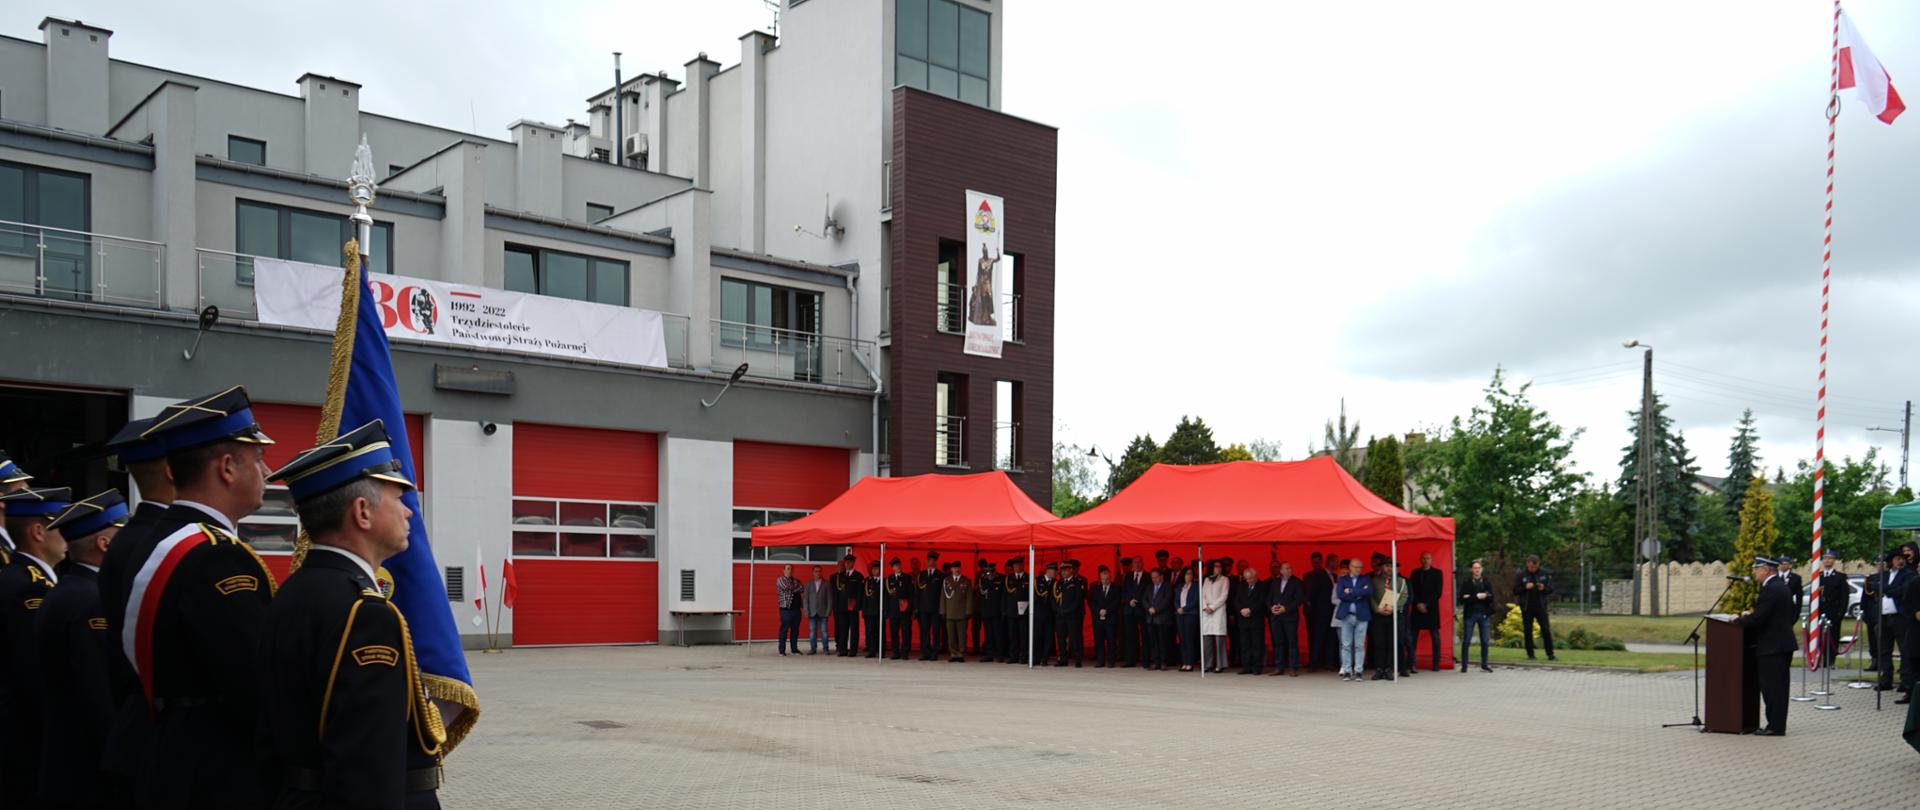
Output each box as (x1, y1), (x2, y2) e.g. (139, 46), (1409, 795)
(1034, 456), (1455, 545)
(750, 471), (1054, 549)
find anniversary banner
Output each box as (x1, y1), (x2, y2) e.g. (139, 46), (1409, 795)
(252, 257), (670, 368)
(963, 189), (1007, 358)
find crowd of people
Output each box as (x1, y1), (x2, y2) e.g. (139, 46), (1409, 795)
(0, 386), (447, 809)
(764, 548), (1552, 680)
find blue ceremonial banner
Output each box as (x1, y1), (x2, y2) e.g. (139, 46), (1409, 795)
(339, 263), (478, 744)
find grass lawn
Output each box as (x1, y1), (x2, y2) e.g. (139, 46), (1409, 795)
(1485, 646), (1698, 673)
(1546, 614), (1703, 644)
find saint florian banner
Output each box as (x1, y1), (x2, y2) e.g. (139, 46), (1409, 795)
(962, 190), (1007, 358)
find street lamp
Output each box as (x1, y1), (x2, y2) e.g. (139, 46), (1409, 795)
(1868, 415), (1912, 491)
(1087, 444), (1115, 497)
(1623, 340), (1659, 616)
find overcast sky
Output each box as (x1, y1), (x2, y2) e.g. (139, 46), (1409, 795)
(20, 0), (1920, 488)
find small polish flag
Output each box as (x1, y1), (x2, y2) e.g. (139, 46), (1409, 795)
(502, 557), (519, 611)
(1840, 10), (1905, 124)
(474, 546), (488, 615)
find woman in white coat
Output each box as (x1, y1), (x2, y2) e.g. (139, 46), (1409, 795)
(1200, 559), (1230, 673)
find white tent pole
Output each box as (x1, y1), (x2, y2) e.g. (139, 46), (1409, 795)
(879, 542), (886, 664)
(1028, 544), (1036, 669)
(1199, 542), (1205, 679)
(1392, 539), (1399, 682)
(747, 550), (756, 656)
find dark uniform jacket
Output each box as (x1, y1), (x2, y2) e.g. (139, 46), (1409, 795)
(260, 548), (443, 810)
(1514, 568), (1554, 611)
(1305, 568), (1335, 615)
(860, 575), (882, 614)
(1004, 572), (1030, 615)
(884, 573), (912, 616)
(1815, 569), (1850, 628)
(96, 499), (168, 795)
(1088, 580), (1123, 623)
(1229, 578), (1267, 618)
(127, 504), (278, 810)
(1784, 571), (1805, 611)
(1862, 571), (1885, 621)
(977, 571), (1005, 619)
(1143, 580), (1174, 625)
(913, 569), (941, 614)
(1738, 575), (1799, 655)
(1120, 570), (1149, 617)
(0, 553), (58, 800)
(1459, 576), (1496, 618)
(36, 563), (115, 807)
(1053, 575), (1087, 619)
(1265, 575), (1303, 616)
(1033, 576), (1055, 620)
(1408, 567), (1445, 630)
(830, 569), (864, 614)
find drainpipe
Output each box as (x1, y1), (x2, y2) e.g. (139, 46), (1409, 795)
(845, 268), (884, 477)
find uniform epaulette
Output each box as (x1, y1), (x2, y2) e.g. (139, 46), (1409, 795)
(199, 522), (238, 543)
(359, 588), (387, 601)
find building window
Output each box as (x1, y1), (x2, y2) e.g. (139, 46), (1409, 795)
(1003, 252), (1021, 342)
(730, 508), (832, 561)
(235, 200), (394, 281)
(0, 160), (90, 300)
(510, 498), (657, 559)
(504, 244), (628, 306)
(994, 380), (1021, 472)
(935, 372), (967, 467)
(388, 164), (406, 178)
(239, 485), (301, 553)
(718, 278), (825, 382)
(897, 0), (990, 106)
(227, 136), (267, 166)
(934, 239), (963, 334)
(586, 202), (614, 222)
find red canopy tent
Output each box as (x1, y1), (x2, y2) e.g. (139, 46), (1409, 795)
(748, 472), (1054, 661)
(1034, 457), (1458, 674)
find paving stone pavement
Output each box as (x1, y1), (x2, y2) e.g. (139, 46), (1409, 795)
(439, 645), (1914, 809)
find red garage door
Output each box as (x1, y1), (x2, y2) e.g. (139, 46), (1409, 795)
(244, 403), (426, 584)
(731, 441), (851, 641)
(511, 423), (660, 645)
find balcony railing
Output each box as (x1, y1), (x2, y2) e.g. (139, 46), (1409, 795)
(993, 420), (1021, 473)
(659, 312), (692, 369)
(935, 415), (966, 468)
(0, 219), (163, 309)
(710, 319), (876, 390)
(936, 281), (1018, 341)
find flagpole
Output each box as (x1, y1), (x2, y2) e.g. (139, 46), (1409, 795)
(1808, 0), (1842, 671)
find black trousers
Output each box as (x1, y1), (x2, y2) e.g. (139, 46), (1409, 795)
(1904, 617), (1920, 690)
(1522, 607), (1554, 657)
(1092, 619), (1118, 665)
(887, 611), (910, 655)
(1820, 619), (1841, 668)
(1237, 616), (1265, 671)
(1865, 615), (1880, 666)
(1367, 616), (1395, 673)
(917, 611), (942, 659)
(1119, 614), (1144, 665)
(834, 609), (858, 654)
(1034, 614), (1055, 662)
(1008, 613), (1029, 663)
(1877, 616), (1906, 687)
(862, 610), (881, 655)
(970, 615), (984, 653)
(1056, 613), (1084, 663)
(981, 614), (1004, 660)
(1413, 623), (1443, 670)
(1148, 620), (1174, 667)
(1757, 651), (1790, 733)
(1311, 607), (1338, 669)
(1269, 613), (1300, 671)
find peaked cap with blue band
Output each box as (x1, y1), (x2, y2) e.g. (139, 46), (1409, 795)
(269, 419), (415, 503)
(0, 453), (32, 485)
(0, 487), (73, 517)
(106, 417), (169, 463)
(140, 386), (274, 453)
(49, 490), (129, 540)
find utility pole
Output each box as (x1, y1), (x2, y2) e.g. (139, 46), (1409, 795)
(1625, 341), (1659, 616)
(1869, 399), (1912, 491)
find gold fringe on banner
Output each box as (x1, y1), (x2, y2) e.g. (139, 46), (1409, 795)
(289, 238), (364, 572)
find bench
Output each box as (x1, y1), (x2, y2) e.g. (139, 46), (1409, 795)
(666, 610), (744, 647)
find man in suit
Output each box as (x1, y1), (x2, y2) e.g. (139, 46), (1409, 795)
(1266, 562), (1304, 676)
(1033, 562), (1057, 665)
(1781, 557), (1805, 612)
(1308, 551), (1339, 671)
(1143, 568), (1174, 671)
(803, 566), (832, 655)
(1514, 555), (1557, 661)
(830, 555), (863, 656)
(1054, 561), (1087, 668)
(1230, 565), (1267, 675)
(938, 562), (973, 662)
(1089, 565), (1123, 668)
(0, 486), (71, 804)
(1004, 557), (1030, 665)
(1814, 549), (1850, 670)
(976, 560), (1004, 662)
(1408, 551), (1446, 672)
(1736, 556), (1799, 736)
(1119, 557), (1147, 668)
(1895, 542), (1920, 700)
(1876, 552), (1908, 690)
(37, 490), (126, 810)
(916, 552), (943, 661)
(886, 558), (913, 660)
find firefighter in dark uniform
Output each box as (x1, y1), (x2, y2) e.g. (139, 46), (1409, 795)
(38, 490), (127, 810)
(976, 560), (1003, 662)
(915, 553), (943, 660)
(1004, 557), (1029, 664)
(969, 558), (989, 655)
(0, 452), (37, 565)
(830, 555), (863, 656)
(860, 562), (883, 658)
(884, 558), (911, 659)
(1736, 555), (1799, 736)
(1054, 560), (1087, 668)
(1033, 562), (1057, 665)
(109, 387), (277, 810)
(260, 420), (447, 807)
(94, 417), (173, 810)
(1, 486), (72, 805)
(1815, 549), (1850, 669)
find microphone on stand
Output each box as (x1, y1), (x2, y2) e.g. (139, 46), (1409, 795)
(1725, 575), (1751, 582)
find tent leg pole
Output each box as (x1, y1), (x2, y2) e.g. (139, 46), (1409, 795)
(1392, 540), (1399, 683)
(1028, 545), (1036, 669)
(879, 542), (885, 665)
(747, 555), (756, 656)
(1199, 543), (1205, 679)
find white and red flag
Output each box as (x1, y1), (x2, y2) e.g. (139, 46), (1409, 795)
(1840, 10), (1905, 124)
(473, 546), (488, 626)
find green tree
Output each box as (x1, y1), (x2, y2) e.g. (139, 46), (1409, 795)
(1570, 485), (1633, 581)
(1218, 443), (1255, 463)
(1320, 399), (1363, 475)
(1773, 451), (1898, 562)
(1247, 438), (1285, 461)
(1051, 442), (1103, 517)
(1363, 435), (1405, 508)
(1728, 477), (1778, 614)
(1108, 434), (1159, 495)
(1691, 489), (1738, 563)
(1160, 416), (1221, 466)
(1725, 409), (1761, 520)
(1410, 369), (1584, 581)
(1615, 394), (1703, 561)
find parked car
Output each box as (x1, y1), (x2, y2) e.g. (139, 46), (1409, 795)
(1800, 576), (1864, 622)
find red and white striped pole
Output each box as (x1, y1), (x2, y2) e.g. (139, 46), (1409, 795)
(1808, 0), (1843, 672)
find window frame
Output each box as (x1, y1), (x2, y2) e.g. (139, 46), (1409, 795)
(0, 159), (92, 235)
(238, 484), (302, 554)
(510, 496), (659, 561)
(730, 506), (831, 562)
(503, 243), (630, 306)
(227, 135), (267, 166)
(896, 0), (990, 105)
(586, 202), (615, 222)
(233, 199), (394, 282)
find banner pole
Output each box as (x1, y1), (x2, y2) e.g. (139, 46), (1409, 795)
(747, 551), (756, 656)
(1028, 545), (1036, 669)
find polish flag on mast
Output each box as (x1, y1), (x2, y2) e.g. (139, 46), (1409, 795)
(1839, 10), (1905, 124)
(473, 546), (488, 626)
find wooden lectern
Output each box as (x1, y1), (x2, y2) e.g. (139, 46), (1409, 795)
(1704, 615), (1758, 734)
